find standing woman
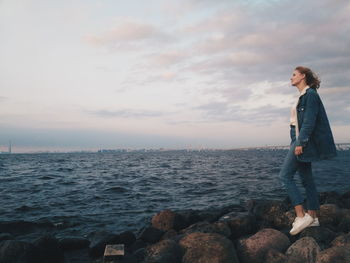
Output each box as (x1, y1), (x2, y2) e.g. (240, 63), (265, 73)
(279, 66), (337, 235)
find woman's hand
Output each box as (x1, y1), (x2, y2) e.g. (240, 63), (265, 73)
(295, 146), (303, 156)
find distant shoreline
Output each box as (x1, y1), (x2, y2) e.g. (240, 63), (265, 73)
(1, 143), (350, 154)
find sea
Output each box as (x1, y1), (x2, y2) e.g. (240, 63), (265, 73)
(0, 149), (349, 240)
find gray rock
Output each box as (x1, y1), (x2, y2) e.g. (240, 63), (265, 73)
(264, 249), (288, 263)
(139, 226), (165, 244)
(299, 227), (337, 250)
(331, 233), (350, 247)
(315, 246), (350, 263)
(58, 237), (90, 250)
(0, 240), (42, 263)
(144, 239), (182, 263)
(0, 233), (13, 242)
(33, 235), (64, 263)
(319, 204), (341, 226)
(151, 210), (186, 231)
(180, 221), (231, 238)
(236, 228), (290, 263)
(219, 211), (257, 239)
(179, 232), (239, 263)
(88, 231), (120, 258)
(285, 237), (320, 263)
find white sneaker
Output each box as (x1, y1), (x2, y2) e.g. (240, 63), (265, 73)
(290, 213), (314, 235)
(308, 217), (320, 227)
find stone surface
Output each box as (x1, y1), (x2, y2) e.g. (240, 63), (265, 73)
(151, 209), (186, 231)
(139, 226), (165, 244)
(299, 227), (337, 250)
(264, 249), (288, 263)
(319, 204), (340, 226)
(315, 246), (350, 263)
(180, 221), (231, 238)
(331, 233), (350, 247)
(179, 232), (239, 263)
(59, 237), (90, 250)
(0, 240), (42, 263)
(285, 237), (320, 263)
(34, 235), (64, 263)
(144, 239), (182, 263)
(0, 233), (13, 242)
(236, 228), (290, 263)
(247, 199), (289, 229)
(88, 231), (120, 258)
(219, 211), (257, 239)
(118, 231), (136, 248)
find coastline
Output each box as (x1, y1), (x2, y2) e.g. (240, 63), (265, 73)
(1, 190), (349, 263)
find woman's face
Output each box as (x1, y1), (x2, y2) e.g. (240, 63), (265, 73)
(290, 70), (305, 86)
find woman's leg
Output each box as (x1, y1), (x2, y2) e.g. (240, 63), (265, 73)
(279, 142), (305, 213)
(298, 161), (320, 218)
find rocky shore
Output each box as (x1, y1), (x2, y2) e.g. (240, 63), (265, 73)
(1, 190), (350, 263)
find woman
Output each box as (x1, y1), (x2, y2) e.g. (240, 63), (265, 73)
(279, 66), (337, 235)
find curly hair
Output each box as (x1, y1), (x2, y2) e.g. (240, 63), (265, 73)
(295, 66), (321, 89)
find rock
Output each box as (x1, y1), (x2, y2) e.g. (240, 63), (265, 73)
(179, 232), (239, 263)
(319, 191), (343, 207)
(0, 233), (13, 242)
(219, 211), (257, 239)
(236, 228), (290, 263)
(341, 190), (350, 209)
(0, 221), (54, 236)
(161, 229), (178, 240)
(129, 239), (147, 253)
(33, 235), (64, 263)
(264, 249), (288, 263)
(315, 246), (350, 263)
(58, 237), (90, 250)
(0, 240), (42, 263)
(151, 209), (186, 231)
(144, 239), (182, 263)
(299, 227), (337, 250)
(337, 217), (350, 233)
(119, 231), (136, 248)
(180, 221), (231, 238)
(285, 237), (320, 263)
(331, 233), (350, 247)
(319, 204), (341, 226)
(88, 231), (120, 258)
(139, 226), (164, 244)
(247, 199), (289, 229)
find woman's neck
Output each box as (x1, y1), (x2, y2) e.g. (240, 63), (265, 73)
(296, 83), (307, 93)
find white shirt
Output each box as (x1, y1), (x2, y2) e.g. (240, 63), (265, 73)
(290, 85), (310, 137)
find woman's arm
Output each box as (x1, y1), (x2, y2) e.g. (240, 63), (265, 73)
(296, 90), (320, 148)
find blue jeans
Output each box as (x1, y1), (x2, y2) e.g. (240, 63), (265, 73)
(279, 126), (320, 210)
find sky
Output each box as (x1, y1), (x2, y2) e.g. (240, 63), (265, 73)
(1, 0), (350, 152)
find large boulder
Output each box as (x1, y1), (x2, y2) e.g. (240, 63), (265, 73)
(247, 199), (289, 229)
(319, 191), (343, 207)
(179, 232), (239, 263)
(139, 226), (165, 244)
(144, 239), (183, 263)
(315, 246), (350, 263)
(33, 235), (64, 263)
(0, 240), (42, 263)
(58, 237), (90, 250)
(299, 227), (337, 250)
(331, 233), (350, 248)
(236, 228), (290, 263)
(264, 249), (288, 263)
(152, 210), (186, 231)
(319, 204), (341, 226)
(219, 212), (257, 239)
(88, 231), (120, 258)
(180, 221), (231, 238)
(285, 237), (320, 263)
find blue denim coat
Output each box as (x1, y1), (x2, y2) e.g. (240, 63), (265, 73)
(295, 88), (337, 162)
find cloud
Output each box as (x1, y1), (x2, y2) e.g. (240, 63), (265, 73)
(84, 19), (170, 48)
(0, 96), (8, 101)
(87, 109), (165, 119)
